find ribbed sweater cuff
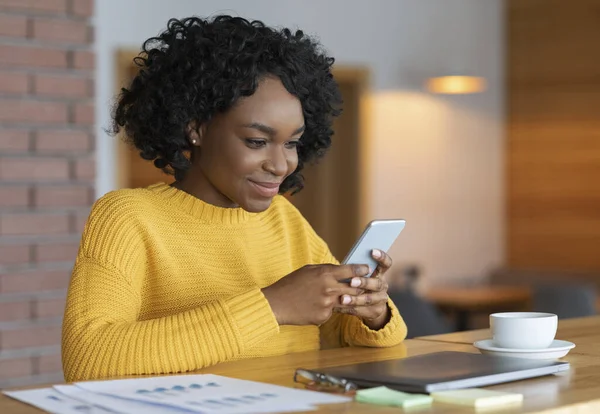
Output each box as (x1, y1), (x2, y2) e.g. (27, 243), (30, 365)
(347, 299), (407, 347)
(223, 288), (280, 348)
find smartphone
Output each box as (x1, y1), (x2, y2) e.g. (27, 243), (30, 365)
(341, 219), (406, 277)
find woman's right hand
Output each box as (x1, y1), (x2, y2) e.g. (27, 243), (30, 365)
(261, 264), (370, 326)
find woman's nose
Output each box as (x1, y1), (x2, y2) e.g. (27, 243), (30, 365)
(264, 146), (289, 176)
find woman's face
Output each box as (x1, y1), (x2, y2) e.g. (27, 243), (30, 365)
(186, 76), (304, 212)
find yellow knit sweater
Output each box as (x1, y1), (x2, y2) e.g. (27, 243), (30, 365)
(62, 182), (407, 382)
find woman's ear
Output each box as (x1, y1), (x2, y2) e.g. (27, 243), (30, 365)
(187, 121), (205, 147)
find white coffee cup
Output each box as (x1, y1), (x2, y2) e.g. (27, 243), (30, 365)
(490, 312), (558, 349)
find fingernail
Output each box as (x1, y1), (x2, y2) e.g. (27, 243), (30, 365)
(351, 278), (361, 288)
(372, 249), (382, 259)
(342, 295), (351, 305)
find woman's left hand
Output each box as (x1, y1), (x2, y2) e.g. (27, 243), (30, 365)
(333, 249), (392, 330)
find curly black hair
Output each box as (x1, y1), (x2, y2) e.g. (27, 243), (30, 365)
(111, 15), (343, 194)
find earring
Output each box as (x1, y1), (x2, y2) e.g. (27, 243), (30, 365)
(191, 139), (197, 144)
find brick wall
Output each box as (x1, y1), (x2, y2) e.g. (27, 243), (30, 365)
(0, 0), (95, 389)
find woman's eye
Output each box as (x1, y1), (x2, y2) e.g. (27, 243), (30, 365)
(245, 139), (267, 149)
(285, 140), (300, 149)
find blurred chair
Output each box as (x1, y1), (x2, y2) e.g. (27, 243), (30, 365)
(532, 283), (597, 319)
(389, 288), (454, 338)
(388, 265), (453, 338)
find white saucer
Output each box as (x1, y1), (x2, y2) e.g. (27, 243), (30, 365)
(473, 339), (576, 360)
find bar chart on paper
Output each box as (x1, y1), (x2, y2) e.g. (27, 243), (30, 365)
(75, 375), (350, 413)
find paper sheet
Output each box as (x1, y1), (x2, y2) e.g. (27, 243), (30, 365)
(4, 374), (350, 414)
(54, 385), (194, 413)
(74, 374), (350, 413)
(3, 388), (114, 414)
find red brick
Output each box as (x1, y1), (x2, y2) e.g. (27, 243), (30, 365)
(35, 129), (90, 153)
(0, 244), (31, 265)
(74, 157), (94, 181)
(0, 0), (68, 14)
(0, 301), (31, 322)
(0, 14), (27, 38)
(33, 74), (89, 98)
(71, 50), (94, 70)
(37, 352), (62, 374)
(34, 297), (65, 318)
(0, 324), (61, 349)
(0, 44), (68, 69)
(0, 157), (70, 182)
(0, 185), (30, 207)
(0, 129), (29, 152)
(0, 269), (71, 294)
(34, 185), (89, 207)
(0, 71), (29, 95)
(0, 358), (33, 380)
(73, 102), (94, 125)
(71, 0), (93, 17)
(32, 17), (89, 44)
(36, 242), (78, 262)
(0, 212), (70, 235)
(0, 100), (68, 124)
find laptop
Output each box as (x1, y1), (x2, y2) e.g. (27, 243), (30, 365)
(316, 351), (570, 393)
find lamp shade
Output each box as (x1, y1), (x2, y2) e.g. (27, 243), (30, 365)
(426, 75), (486, 94)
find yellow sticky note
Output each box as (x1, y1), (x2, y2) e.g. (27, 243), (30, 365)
(431, 389), (523, 408)
(355, 386), (433, 408)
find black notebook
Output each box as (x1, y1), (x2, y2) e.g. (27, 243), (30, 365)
(316, 351), (569, 393)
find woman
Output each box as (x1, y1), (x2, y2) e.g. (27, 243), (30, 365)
(62, 15), (407, 382)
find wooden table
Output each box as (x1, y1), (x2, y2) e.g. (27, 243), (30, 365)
(423, 285), (600, 332)
(3, 316), (600, 413)
(424, 285), (532, 331)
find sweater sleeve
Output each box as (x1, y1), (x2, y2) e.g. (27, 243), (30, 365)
(61, 194), (279, 382)
(62, 258), (278, 382)
(317, 243), (408, 349)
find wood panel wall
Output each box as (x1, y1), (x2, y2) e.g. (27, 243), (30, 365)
(508, 0), (600, 270)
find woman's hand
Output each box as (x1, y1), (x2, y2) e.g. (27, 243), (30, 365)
(333, 249), (392, 330)
(261, 263), (371, 326)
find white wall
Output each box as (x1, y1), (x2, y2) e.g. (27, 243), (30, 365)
(95, 0), (505, 288)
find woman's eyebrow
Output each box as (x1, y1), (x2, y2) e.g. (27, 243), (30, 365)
(241, 122), (277, 135)
(241, 123), (305, 136)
